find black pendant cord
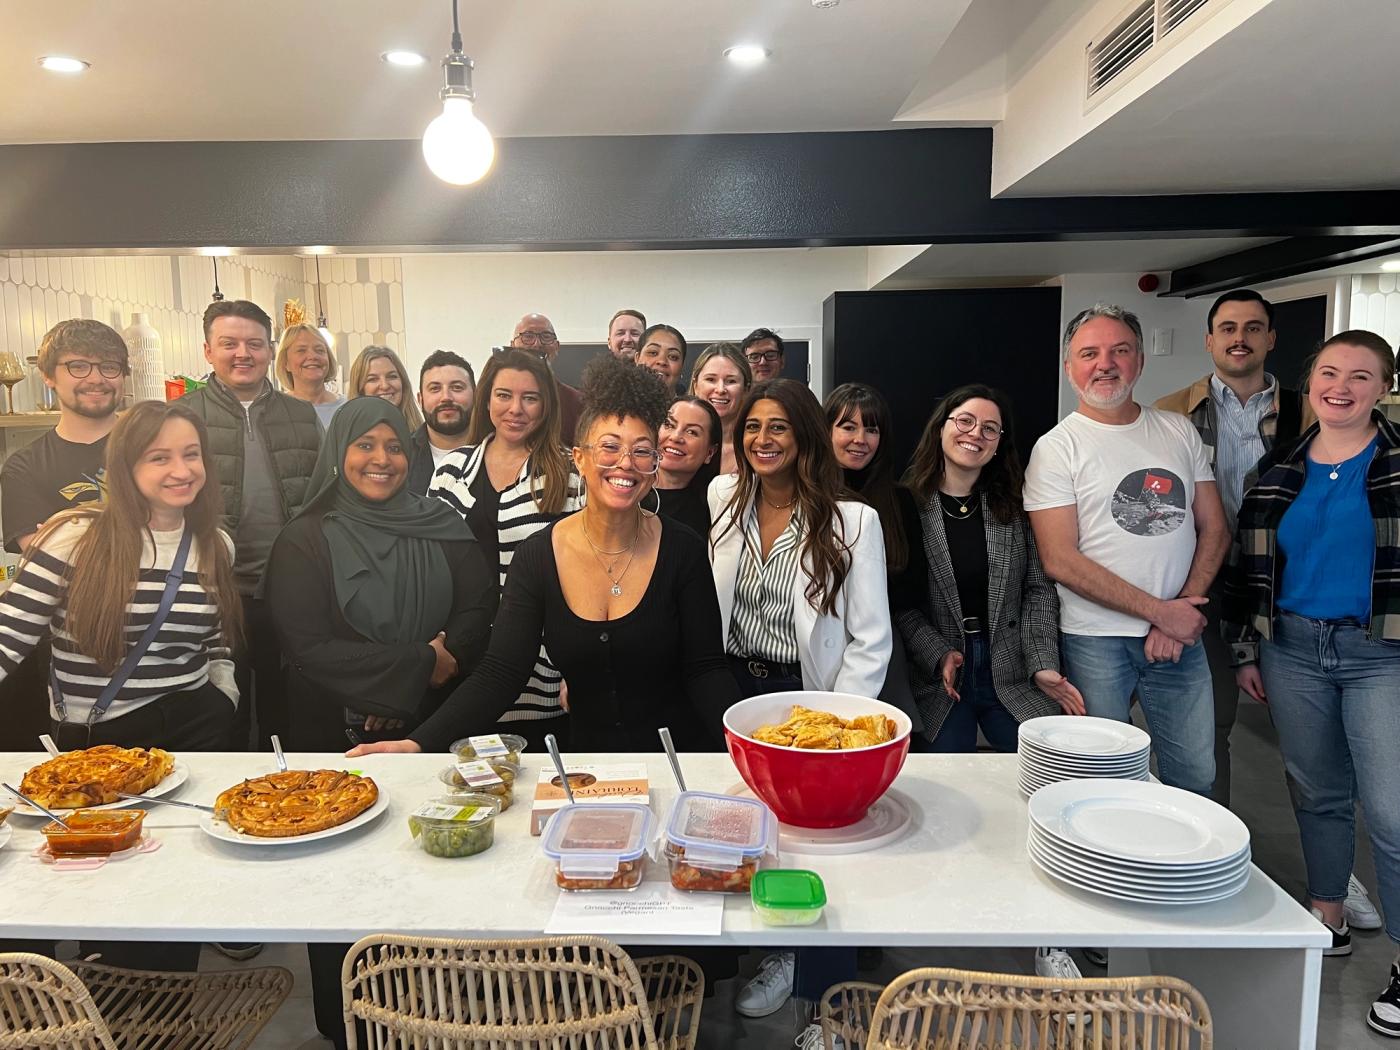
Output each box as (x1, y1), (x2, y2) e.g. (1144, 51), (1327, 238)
(210, 256), (224, 302)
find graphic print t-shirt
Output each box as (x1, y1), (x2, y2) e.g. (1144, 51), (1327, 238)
(0, 430), (108, 553)
(1023, 406), (1213, 637)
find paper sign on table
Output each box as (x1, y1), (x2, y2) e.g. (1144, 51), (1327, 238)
(545, 884), (724, 937)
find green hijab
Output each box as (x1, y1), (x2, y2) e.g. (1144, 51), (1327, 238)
(296, 397), (469, 645)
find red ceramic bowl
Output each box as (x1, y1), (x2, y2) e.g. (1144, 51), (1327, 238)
(724, 691), (912, 829)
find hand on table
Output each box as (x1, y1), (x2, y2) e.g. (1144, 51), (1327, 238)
(940, 650), (964, 701)
(429, 632), (458, 687)
(1143, 626), (1184, 663)
(559, 680), (570, 713)
(1032, 670), (1085, 715)
(362, 715), (405, 732)
(345, 739), (423, 758)
(1236, 664), (1267, 704)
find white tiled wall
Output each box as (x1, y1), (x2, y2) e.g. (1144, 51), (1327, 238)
(1349, 273), (1400, 353)
(0, 253), (406, 410)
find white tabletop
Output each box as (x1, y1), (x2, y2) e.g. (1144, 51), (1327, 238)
(0, 751), (1329, 948)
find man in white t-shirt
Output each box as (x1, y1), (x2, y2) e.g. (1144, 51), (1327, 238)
(1024, 303), (1230, 796)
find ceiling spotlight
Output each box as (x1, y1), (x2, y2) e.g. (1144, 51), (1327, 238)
(723, 45), (771, 66)
(1381, 260), (1400, 272)
(38, 55), (89, 74)
(198, 246), (233, 257)
(382, 50), (427, 67)
(421, 0), (495, 186)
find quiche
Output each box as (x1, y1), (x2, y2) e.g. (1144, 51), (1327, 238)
(214, 769), (379, 838)
(20, 745), (176, 809)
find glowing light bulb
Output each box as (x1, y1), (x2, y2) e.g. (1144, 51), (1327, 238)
(422, 97), (495, 186)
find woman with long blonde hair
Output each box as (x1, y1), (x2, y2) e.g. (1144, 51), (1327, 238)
(690, 341), (751, 477)
(276, 323), (344, 427)
(350, 345), (425, 430)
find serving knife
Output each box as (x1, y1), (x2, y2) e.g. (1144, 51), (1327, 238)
(3, 782), (71, 830)
(115, 792), (213, 814)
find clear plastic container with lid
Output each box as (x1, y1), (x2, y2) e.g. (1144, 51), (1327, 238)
(663, 791), (776, 893)
(407, 794), (501, 858)
(540, 803), (654, 891)
(751, 869), (827, 926)
(450, 733), (527, 765)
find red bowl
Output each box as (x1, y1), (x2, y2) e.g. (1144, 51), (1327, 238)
(723, 691), (912, 828)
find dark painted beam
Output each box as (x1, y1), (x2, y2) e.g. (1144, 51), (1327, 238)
(3, 130), (1400, 252)
(1165, 236), (1400, 297)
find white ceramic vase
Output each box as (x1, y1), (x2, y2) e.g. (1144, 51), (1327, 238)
(122, 312), (165, 403)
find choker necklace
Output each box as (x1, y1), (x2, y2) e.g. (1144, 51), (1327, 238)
(938, 490), (974, 519)
(582, 510), (642, 596)
(761, 489), (798, 511)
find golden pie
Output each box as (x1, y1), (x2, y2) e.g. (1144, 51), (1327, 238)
(20, 745), (176, 809)
(214, 770), (379, 838)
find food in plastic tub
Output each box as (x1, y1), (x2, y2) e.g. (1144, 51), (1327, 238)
(439, 760), (517, 811)
(407, 794), (501, 858)
(751, 869), (827, 927)
(450, 733), (527, 766)
(540, 802), (654, 891)
(663, 791), (775, 893)
(42, 809), (146, 856)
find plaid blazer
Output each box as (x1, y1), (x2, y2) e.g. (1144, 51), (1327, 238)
(894, 492), (1062, 739)
(1222, 411), (1400, 664)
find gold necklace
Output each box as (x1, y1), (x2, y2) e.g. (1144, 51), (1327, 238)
(938, 489), (973, 518)
(760, 487), (797, 511)
(582, 510), (642, 596)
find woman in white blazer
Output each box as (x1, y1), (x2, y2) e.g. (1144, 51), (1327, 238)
(708, 379), (891, 699)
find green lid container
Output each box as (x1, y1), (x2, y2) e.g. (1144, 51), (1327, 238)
(750, 869), (827, 926)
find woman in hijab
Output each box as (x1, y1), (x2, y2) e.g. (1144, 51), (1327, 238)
(267, 396), (497, 752)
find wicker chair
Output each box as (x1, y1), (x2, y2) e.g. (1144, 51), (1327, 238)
(1, 952), (118, 1050)
(820, 980), (887, 1050)
(341, 934), (704, 1050)
(861, 967), (1213, 1050)
(70, 958), (293, 1050)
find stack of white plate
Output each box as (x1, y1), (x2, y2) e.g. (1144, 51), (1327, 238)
(1018, 716), (1150, 796)
(1027, 778), (1252, 906)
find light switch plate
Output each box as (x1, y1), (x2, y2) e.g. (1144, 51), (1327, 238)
(1151, 328), (1173, 356)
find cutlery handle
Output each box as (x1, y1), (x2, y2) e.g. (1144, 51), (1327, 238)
(544, 734), (574, 804)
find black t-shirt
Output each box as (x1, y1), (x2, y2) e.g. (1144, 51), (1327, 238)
(939, 493), (989, 628)
(1, 430), (109, 553)
(656, 480), (712, 540)
(466, 463), (503, 580)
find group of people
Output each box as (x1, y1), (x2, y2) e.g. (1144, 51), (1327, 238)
(0, 287), (1398, 1042)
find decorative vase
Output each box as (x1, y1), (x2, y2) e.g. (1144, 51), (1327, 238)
(122, 312), (165, 403)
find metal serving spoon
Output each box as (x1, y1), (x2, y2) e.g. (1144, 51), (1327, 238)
(3, 782), (71, 830)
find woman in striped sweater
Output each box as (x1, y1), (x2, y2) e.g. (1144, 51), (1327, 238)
(0, 400), (241, 752)
(428, 348), (582, 750)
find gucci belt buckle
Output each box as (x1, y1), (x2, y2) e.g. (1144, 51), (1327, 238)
(747, 659), (769, 679)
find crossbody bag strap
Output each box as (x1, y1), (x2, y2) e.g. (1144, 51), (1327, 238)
(50, 526), (195, 726)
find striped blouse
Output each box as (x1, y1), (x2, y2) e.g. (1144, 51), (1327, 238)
(726, 505), (802, 664)
(429, 438), (583, 722)
(0, 519), (238, 725)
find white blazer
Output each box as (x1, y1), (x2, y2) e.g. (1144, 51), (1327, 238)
(707, 474), (891, 697)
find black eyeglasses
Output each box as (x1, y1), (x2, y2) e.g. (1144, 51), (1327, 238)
(61, 360), (125, 379)
(948, 413), (1002, 441)
(745, 350), (782, 364)
(513, 331), (559, 348)
(581, 441), (660, 474)
(492, 345), (550, 363)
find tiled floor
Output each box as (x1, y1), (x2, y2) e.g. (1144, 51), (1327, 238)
(235, 701), (1393, 1047)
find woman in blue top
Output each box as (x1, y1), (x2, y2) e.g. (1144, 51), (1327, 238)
(1223, 329), (1400, 1039)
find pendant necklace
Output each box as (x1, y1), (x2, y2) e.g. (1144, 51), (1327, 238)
(938, 490), (973, 519)
(761, 488), (798, 511)
(583, 509), (641, 596)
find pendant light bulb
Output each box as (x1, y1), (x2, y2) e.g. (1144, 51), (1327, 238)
(423, 96), (494, 185)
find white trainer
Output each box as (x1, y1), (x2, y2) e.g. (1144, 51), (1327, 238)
(1346, 874), (1384, 931)
(1035, 947), (1083, 981)
(736, 952), (796, 1018)
(795, 1022), (843, 1048)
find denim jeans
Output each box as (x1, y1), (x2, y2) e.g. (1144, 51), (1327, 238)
(928, 633), (1020, 753)
(1058, 633), (1216, 796)
(1262, 611), (1400, 942)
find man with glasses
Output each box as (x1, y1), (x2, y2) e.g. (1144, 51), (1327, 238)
(1025, 302), (1229, 797)
(741, 327), (786, 383)
(0, 319), (128, 750)
(511, 312), (582, 444)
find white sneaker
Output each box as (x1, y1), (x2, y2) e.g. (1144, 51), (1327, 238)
(795, 1022), (842, 1049)
(1034, 947), (1082, 981)
(736, 952), (796, 1018)
(1346, 874), (1384, 931)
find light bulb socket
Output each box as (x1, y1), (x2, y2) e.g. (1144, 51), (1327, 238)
(440, 49), (476, 103)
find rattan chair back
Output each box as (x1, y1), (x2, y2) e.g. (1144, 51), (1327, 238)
(864, 967), (1213, 1050)
(0, 952), (118, 1050)
(341, 934), (665, 1049)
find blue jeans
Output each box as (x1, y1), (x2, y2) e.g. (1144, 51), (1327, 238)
(1262, 611), (1400, 942)
(928, 633), (1020, 753)
(1058, 633), (1216, 796)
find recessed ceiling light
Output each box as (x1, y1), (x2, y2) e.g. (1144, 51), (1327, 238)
(197, 247), (233, 257)
(382, 50), (427, 67)
(723, 45), (771, 66)
(38, 56), (89, 74)
(1381, 260), (1400, 272)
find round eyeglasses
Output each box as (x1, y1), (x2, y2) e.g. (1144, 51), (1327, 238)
(61, 360), (126, 379)
(948, 413), (1002, 441)
(581, 441), (660, 475)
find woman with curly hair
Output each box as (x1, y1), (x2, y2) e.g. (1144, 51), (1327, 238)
(350, 355), (739, 755)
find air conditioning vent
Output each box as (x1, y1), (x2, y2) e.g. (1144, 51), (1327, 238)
(1086, 0), (1217, 100)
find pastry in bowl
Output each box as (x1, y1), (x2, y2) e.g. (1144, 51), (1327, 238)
(20, 745), (175, 809)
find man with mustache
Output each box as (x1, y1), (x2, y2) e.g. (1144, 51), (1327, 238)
(1025, 302), (1229, 796)
(0, 319), (127, 750)
(407, 349), (476, 494)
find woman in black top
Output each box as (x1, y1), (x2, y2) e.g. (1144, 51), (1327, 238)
(350, 355), (739, 757)
(898, 384), (1083, 751)
(267, 397), (497, 752)
(654, 395), (721, 539)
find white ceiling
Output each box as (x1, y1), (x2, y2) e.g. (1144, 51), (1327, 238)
(1, 0), (972, 143)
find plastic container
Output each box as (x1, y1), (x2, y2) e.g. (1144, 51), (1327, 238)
(663, 791), (775, 893)
(751, 869), (827, 927)
(407, 794), (501, 858)
(42, 809), (146, 856)
(450, 733), (527, 766)
(438, 760), (518, 811)
(540, 803), (654, 891)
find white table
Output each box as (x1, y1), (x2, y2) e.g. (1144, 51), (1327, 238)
(0, 751), (1326, 1048)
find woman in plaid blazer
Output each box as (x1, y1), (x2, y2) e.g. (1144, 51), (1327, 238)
(896, 384), (1085, 751)
(1221, 330), (1400, 1037)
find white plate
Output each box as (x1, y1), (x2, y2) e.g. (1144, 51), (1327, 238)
(1029, 828), (1250, 888)
(1018, 769), (1149, 793)
(1019, 717), (1151, 758)
(199, 790), (388, 846)
(1027, 820), (1249, 874)
(0, 825), (11, 850)
(731, 783), (914, 855)
(8, 761), (191, 817)
(1020, 744), (1150, 772)
(1028, 835), (1248, 896)
(1028, 836), (1250, 905)
(1029, 779), (1249, 865)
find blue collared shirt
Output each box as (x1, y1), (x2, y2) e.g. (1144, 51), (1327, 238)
(1211, 373), (1276, 532)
